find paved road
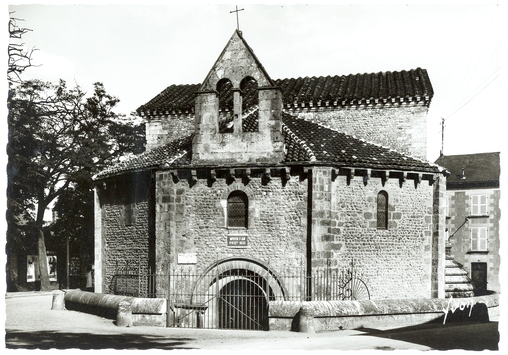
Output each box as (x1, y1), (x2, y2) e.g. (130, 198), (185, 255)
(4, 292), (500, 350)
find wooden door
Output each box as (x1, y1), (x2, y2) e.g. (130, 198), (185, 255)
(471, 262), (487, 295)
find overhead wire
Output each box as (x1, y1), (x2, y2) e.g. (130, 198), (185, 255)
(445, 67), (500, 120)
(439, 66), (499, 156)
(447, 6), (499, 121)
(437, 6), (500, 156)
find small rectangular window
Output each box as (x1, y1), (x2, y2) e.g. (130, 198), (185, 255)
(125, 203), (136, 226)
(445, 195), (451, 217)
(471, 195), (488, 216)
(471, 227), (488, 251)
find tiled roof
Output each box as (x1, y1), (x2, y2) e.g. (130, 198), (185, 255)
(137, 68), (433, 117)
(275, 69), (432, 107)
(139, 83), (200, 115)
(435, 152), (500, 189)
(94, 135), (193, 179)
(95, 110), (440, 180)
(281, 112), (438, 172)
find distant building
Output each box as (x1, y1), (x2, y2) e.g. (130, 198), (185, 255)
(435, 152), (501, 294)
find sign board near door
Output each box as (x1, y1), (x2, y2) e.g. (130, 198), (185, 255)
(178, 253), (197, 264)
(228, 235), (248, 247)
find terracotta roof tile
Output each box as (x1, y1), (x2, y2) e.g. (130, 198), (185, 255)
(281, 112), (437, 172)
(96, 110), (440, 180)
(138, 68), (433, 117)
(140, 84), (200, 114)
(94, 135), (193, 179)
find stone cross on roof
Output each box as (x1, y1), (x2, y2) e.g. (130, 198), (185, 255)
(230, 5), (244, 31)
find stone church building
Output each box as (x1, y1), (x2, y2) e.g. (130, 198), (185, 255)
(93, 30), (448, 328)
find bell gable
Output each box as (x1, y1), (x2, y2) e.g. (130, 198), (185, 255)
(192, 30), (284, 166)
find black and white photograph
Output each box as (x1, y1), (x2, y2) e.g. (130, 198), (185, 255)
(4, 1), (504, 351)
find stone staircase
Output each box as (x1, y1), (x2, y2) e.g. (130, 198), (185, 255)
(444, 251), (475, 298)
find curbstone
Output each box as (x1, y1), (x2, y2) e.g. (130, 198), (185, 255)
(271, 293), (499, 333)
(117, 301), (133, 327)
(51, 291), (65, 310)
(298, 306), (316, 333)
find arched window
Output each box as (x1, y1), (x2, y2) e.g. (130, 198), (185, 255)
(227, 191), (248, 228)
(240, 76), (259, 131)
(377, 191), (388, 230)
(217, 78), (234, 133)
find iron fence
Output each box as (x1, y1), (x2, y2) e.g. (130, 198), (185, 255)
(112, 262), (370, 301)
(111, 260), (370, 330)
(111, 262), (157, 298)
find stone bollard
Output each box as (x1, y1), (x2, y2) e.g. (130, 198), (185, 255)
(298, 306), (316, 333)
(117, 301), (133, 327)
(51, 291), (65, 310)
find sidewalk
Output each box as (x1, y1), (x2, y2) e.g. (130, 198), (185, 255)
(4, 292), (501, 350)
(5, 290), (58, 298)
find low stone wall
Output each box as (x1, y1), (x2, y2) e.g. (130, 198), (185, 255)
(269, 293), (499, 333)
(268, 301), (302, 331)
(64, 290), (166, 327)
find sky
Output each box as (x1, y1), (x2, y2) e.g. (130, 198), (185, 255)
(6, 1), (505, 163)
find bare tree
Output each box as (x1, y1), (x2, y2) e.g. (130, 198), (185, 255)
(8, 14), (39, 85)
(7, 13), (145, 291)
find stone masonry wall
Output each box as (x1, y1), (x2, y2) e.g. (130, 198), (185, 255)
(144, 103), (428, 161)
(154, 171), (308, 290)
(99, 166), (441, 300)
(311, 167), (435, 299)
(145, 117), (194, 151)
(290, 103), (428, 160)
(98, 175), (154, 295)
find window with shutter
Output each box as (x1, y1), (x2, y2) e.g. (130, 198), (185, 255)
(227, 191), (248, 228)
(471, 227), (488, 251)
(446, 195), (451, 217)
(471, 195), (488, 216)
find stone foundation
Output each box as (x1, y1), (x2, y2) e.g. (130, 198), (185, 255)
(64, 290), (166, 327)
(269, 293), (499, 332)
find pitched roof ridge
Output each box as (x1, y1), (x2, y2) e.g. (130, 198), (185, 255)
(162, 149), (188, 168)
(438, 151), (500, 158)
(243, 105), (258, 118)
(281, 117), (317, 162)
(278, 68), (427, 82)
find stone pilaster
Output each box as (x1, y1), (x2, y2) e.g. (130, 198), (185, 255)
(432, 174), (447, 298)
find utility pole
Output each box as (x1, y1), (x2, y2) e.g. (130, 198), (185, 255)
(440, 117), (445, 156)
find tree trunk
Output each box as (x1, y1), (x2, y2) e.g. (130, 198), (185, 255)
(36, 194), (51, 291)
(37, 228), (51, 291)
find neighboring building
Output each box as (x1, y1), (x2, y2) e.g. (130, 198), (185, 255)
(435, 152), (501, 294)
(93, 30), (448, 329)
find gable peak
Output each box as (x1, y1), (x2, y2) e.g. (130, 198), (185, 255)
(199, 30), (275, 92)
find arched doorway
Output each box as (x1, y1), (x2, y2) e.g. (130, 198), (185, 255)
(187, 258), (287, 330)
(218, 276), (268, 330)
